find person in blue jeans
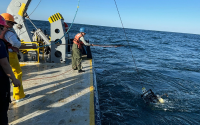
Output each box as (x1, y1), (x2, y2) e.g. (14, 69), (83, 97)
(0, 15), (20, 125)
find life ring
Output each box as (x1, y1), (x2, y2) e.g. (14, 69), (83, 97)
(64, 22), (68, 32)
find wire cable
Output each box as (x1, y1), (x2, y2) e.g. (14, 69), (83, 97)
(29, 0), (42, 17)
(113, 0), (143, 87)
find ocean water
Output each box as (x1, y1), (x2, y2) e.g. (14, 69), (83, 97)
(28, 20), (200, 125)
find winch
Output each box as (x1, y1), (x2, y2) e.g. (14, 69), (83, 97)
(7, 0), (72, 63)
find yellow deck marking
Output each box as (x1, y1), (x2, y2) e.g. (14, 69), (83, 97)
(20, 64), (26, 67)
(89, 59), (95, 125)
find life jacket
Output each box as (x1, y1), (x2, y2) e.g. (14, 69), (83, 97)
(0, 28), (19, 52)
(73, 33), (84, 49)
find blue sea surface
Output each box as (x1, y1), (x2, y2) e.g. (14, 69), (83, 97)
(28, 20), (200, 125)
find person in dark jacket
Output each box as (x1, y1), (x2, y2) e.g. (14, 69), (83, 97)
(0, 15), (20, 125)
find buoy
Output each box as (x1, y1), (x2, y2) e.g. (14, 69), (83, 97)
(158, 97), (164, 103)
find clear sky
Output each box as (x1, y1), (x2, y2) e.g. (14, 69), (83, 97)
(0, 0), (200, 34)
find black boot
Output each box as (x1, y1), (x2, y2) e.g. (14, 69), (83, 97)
(78, 69), (85, 73)
(72, 66), (78, 70)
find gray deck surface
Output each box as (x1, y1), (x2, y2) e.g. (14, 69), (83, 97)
(8, 57), (94, 125)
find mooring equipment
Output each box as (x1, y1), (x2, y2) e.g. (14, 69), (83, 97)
(141, 87), (159, 104)
(113, 0), (167, 104)
(141, 87), (167, 104)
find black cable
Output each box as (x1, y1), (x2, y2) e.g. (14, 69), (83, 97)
(113, 0), (143, 87)
(29, 0), (42, 17)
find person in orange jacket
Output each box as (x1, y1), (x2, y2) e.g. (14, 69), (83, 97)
(0, 13), (36, 102)
(72, 27), (93, 73)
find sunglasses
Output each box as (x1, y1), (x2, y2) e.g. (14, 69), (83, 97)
(0, 25), (4, 30)
(8, 21), (15, 25)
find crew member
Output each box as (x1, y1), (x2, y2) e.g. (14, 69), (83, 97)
(0, 13), (36, 102)
(72, 27), (93, 73)
(0, 15), (21, 125)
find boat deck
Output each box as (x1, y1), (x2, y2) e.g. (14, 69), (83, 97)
(8, 56), (95, 125)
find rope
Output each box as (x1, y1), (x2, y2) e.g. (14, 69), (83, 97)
(23, 60), (82, 81)
(113, 0), (143, 87)
(92, 44), (124, 47)
(37, 0), (81, 48)
(23, 68), (73, 81)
